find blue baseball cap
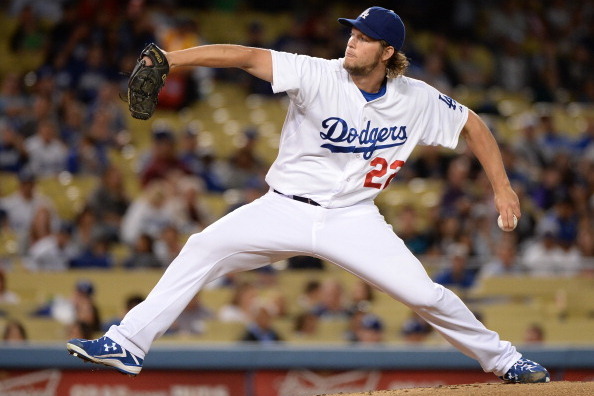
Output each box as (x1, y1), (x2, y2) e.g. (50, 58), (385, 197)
(338, 6), (406, 51)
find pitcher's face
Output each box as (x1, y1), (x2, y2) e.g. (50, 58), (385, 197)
(343, 28), (385, 77)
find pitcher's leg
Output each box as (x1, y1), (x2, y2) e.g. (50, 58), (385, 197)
(106, 240), (287, 357)
(106, 193), (313, 357)
(316, 203), (520, 375)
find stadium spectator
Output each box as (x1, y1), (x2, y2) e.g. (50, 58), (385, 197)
(433, 243), (476, 290)
(563, 43), (591, 99)
(573, 116), (594, 155)
(67, 320), (94, 340)
(536, 113), (572, 164)
(412, 52), (454, 96)
(66, 134), (109, 175)
(123, 233), (162, 270)
(310, 279), (350, 320)
(351, 313), (385, 344)
(158, 17), (207, 109)
(292, 311), (319, 339)
(468, 206), (498, 261)
(70, 206), (104, 252)
(194, 149), (228, 193)
(18, 95), (56, 140)
(2, 319), (28, 344)
(400, 312), (433, 343)
(120, 180), (178, 246)
(407, 146), (452, 180)
(170, 176), (214, 234)
(24, 222), (78, 271)
(85, 105), (124, 150)
(225, 176), (268, 214)
(449, 39), (494, 89)
(530, 165), (566, 211)
(433, 215), (464, 257)
(224, 127), (267, 190)
(296, 279), (322, 312)
(239, 301), (282, 343)
(57, 103), (84, 148)
(395, 205), (433, 256)
(529, 40), (562, 103)
(27, 206), (54, 251)
(483, 0), (527, 45)
(86, 165), (130, 242)
(33, 279), (98, 326)
(0, 72), (28, 126)
(347, 279), (375, 315)
(154, 224), (183, 268)
(536, 198), (580, 250)
(0, 269), (20, 304)
(23, 120), (67, 177)
(499, 143), (530, 189)
(69, 235), (114, 269)
(178, 123), (209, 179)
(0, 119), (28, 174)
(512, 115), (546, 172)
(523, 323), (545, 345)
(74, 291), (102, 334)
(262, 289), (288, 318)
(495, 37), (530, 92)
(439, 157), (473, 218)
(139, 127), (192, 187)
(218, 281), (259, 324)
(0, 168), (55, 253)
(521, 230), (582, 277)
(478, 237), (523, 278)
(169, 293), (214, 335)
(86, 83), (127, 143)
(9, 5), (46, 54)
(115, 0), (156, 56)
(271, 16), (311, 55)
(576, 217), (594, 258)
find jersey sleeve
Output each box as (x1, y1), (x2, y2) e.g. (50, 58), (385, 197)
(417, 84), (469, 149)
(270, 50), (328, 108)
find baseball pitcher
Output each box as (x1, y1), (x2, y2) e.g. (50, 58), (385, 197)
(67, 6), (549, 384)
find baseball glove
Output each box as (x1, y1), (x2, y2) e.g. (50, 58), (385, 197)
(127, 43), (170, 120)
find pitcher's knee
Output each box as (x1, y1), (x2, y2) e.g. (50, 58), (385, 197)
(174, 232), (222, 269)
(184, 232), (220, 258)
(402, 282), (446, 310)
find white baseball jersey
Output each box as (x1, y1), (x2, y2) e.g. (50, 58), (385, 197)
(267, 50), (469, 208)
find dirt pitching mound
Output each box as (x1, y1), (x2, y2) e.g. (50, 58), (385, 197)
(317, 381), (594, 396)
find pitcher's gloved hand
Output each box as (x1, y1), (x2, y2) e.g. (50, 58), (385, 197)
(127, 43), (170, 120)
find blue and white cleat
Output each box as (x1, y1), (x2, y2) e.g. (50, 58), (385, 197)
(499, 357), (550, 383)
(66, 336), (143, 376)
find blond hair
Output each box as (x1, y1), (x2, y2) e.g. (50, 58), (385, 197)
(380, 40), (409, 78)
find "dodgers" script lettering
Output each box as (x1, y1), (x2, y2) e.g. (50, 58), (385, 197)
(319, 117), (408, 159)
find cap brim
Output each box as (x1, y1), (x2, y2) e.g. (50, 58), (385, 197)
(338, 18), (383, 41)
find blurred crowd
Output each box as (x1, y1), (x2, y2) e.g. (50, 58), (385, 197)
(0, 0), (593, 344)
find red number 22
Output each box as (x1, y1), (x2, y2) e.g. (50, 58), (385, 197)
(363, 157), (405, 189)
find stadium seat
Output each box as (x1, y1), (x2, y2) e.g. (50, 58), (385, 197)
(21, 317), (66, 341)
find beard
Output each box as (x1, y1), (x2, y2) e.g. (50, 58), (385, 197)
(343, 56), (380, 77)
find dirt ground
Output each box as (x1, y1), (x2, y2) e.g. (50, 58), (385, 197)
(317, 381), (594, 396)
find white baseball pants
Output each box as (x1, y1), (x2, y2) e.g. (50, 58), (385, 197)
(106, 191), (520, 375)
